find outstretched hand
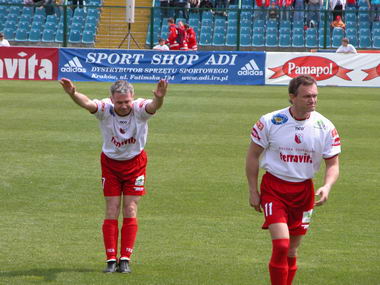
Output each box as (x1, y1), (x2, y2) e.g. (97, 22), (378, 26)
(153, 79), (168, 98)
(59, 78), (76, 96)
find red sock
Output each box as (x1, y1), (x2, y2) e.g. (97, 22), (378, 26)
(269, 239), (290, 285)
(120, 218), (138, 260)
(102, 219), (118, 261)
(287, 256), (297, 285)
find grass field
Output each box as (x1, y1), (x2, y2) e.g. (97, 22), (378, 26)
(0, 80), (379, 285)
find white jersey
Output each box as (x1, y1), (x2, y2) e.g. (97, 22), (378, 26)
(93, 98), (153, 160)
(251, 107), (341, 182)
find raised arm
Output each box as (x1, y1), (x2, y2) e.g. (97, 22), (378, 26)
(246, 141), (264, 212)
(59, 78), (97, 113)
(145, 79), (168, 114)
(315, 155), (340, 206)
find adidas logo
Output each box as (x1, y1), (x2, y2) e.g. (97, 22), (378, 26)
(238, 59), (264, 76)
(60, 56), (87, 73)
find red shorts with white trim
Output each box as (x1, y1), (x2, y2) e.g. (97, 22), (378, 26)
(101, 151), (147, 197)
(260, 172), (315, 236)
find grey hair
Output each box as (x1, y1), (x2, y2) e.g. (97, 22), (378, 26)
(110, 80), (134, 95)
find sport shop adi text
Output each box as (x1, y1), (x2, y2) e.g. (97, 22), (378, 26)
(86, 52), (239, 66)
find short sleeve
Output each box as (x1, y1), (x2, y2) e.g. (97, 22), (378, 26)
(323, 126), (341, 159)
(250, 116), (269, 149)
(133, 98), (154, 121)
(92, 98), (112, 120)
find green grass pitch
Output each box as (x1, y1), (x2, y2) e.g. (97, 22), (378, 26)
(0, 80), (379, 285)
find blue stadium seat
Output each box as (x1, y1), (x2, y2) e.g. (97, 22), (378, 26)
(372, 28), (380, 37)
(212, 32), (225, 46)
(265, 33), (278, 47)
(345, 10), (357, 22)
(46, 15), (58, 24)
(28, 28), (42, 41)
(241, 11), (252, 21)
(214, 25), (225, 34)
(252, 33), (265, 47)
(18, 20), (30, 30)
(72, 15), (85, 25)
(359, 20), (370, 29)
(292, 20), (304, 29)
(346, 27), (357, 38)
(189, 17), (200, 29)
(373, 36), (380, 48)
(4, 19), (17, 30)
(227, 25), (237, 34)
(34, 7), (46, 17)
(33, 14), (46, 23)
(279, 27), (291, 34)
(359, 28), (370, 37)
(292, 34), (304, 47)
(73, 7), (86, 18)
(202, 11), (213, 20)
(82, 30), (95, 44)
(42, 29), (55, 42)
(280, 20), (291, 29)
(71, 22), (82, 31)
(359, 34), (371, 48)
(240, 33), (252, 46)
(228, 11), (238, 20)
(267, 19), (278, 28)
(201, 18), (212, 27)
(253, 19), (265, 28)
(240, 26), (251, 35)
(3, 27), (15, 40)
(266, 26), (277, 35)
(279, 33), (291, 47)
(87, 8), (100, 18)
(226, 32), (237, 46)
(0, 6), (9, 17)
(199, 28), (212, 45)
(19, 14), (32, 23)
(332, 34), (344, 48)
(305, 34), (318, 48)
(347, 34), (358, 46)
(68, 29), (81, 43)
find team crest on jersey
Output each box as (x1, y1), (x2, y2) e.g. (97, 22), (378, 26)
(295, 133), (303, 144)
(120, 128), (126, 134)
(271, 113), (288, 125)
(314, 119), (326, 130)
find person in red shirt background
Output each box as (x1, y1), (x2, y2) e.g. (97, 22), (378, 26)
(184, 23), (198, 51)
(166, 18), (180, 50)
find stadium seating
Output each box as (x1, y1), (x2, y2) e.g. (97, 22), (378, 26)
(212, 32), (225, 46)
(240, 33), (252, 47)
(15, 28), (28, 41)
(266, 33), (278, 47)
(42, 29), (55, 42)
(226, 32), (237, 46)
(252, 33), (265, 47)
(279, 33), (291, 47)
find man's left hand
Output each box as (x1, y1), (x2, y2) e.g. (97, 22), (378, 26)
(315, 185), (331, 206)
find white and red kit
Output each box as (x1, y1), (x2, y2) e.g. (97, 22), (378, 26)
(250, 107), (341, 235)
(186, 27), (198, 50)
(167, 23), (180, 50)
(93, 97), (154, 197)
(251, 107), (341, 182)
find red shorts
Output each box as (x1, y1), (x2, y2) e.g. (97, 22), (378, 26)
(100, 151), (147, 197)
(260, 172), (315, 236)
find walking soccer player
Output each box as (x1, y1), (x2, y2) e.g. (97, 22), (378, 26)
(246, 74), (340, 285)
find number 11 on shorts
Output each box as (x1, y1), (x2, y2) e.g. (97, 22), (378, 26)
(264, 202), (273, 217)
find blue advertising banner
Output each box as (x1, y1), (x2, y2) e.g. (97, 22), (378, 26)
(59, 48), (266, 85)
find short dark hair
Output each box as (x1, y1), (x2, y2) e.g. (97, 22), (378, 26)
(342, 37), (349, 43)
(0, 32), (4, 37)
(288, 74), (317, 96)
(167, 18), (174, 24)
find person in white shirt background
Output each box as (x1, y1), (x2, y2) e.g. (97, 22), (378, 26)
(336, 37), (357, 53)
(0, 32), (10, 47)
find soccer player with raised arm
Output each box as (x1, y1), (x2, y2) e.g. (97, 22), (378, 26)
(60, 78), (168, 274)
(246, 75), (340, 285)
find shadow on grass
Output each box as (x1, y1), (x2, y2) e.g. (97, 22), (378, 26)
(0, 267), (99, 282)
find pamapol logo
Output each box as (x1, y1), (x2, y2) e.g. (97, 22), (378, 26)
(362, 64), (380, 81)
(269, 56), (353, 81)
(61, 56), (86, 73)
(238, 59), (264, 76)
